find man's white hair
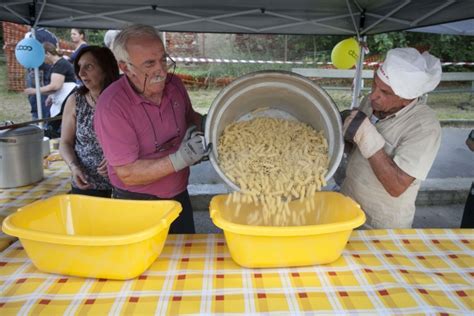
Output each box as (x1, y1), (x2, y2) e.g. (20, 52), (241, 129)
(112, 24), (163, 63)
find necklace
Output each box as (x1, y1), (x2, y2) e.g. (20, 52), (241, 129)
(88, 92), (98, 106)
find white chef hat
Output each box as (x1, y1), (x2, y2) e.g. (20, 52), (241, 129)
(376, 47), (442, 99)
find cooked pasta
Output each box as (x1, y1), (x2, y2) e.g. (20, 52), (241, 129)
(218, 116), (329, 226)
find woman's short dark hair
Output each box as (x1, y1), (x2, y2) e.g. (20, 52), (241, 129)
(73, 46), (120, 95)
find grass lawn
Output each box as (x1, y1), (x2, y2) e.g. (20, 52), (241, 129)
(1, 60), (473, 122)
(0, 61), (31, 123)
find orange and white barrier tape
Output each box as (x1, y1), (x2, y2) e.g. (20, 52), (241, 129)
(173, 56), (474, 67)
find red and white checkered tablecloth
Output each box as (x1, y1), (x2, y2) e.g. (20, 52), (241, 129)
(0, 229), (472, 315)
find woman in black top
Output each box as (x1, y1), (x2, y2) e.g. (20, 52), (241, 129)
(24, 42), (76, 118)
(59, 46), (120, 197)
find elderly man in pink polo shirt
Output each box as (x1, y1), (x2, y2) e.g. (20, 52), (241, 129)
(341, 47), (442, 229)
(94, 24), (210, 234)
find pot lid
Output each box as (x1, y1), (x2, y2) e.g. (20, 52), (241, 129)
(0, 124), (43, 138)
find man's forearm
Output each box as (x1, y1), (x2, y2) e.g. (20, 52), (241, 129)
(114, 156), (176, 186)
(368, 149), (415, 197)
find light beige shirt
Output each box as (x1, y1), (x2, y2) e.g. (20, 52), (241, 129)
(341, 97), (441, 228)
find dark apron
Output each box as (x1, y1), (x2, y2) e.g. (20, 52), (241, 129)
(70, 187), (112, 198)
(112, 187), (195, 234)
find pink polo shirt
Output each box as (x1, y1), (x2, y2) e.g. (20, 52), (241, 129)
(94, 75), (200, 198)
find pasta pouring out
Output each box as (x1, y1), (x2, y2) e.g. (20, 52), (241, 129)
(217, 112), (329, 226)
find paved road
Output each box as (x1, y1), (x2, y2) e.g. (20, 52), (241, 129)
(428, 127), (473, 178)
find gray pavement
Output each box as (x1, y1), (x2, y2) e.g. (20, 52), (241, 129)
(412, 204), (465, 229)
(188, 127), (473, 230)
(418, 127), (473, 206)
(427, 127), (473, 178)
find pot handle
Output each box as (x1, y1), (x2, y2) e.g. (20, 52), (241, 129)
(0, 138), (17, 143)
(0, 116), (62, 131)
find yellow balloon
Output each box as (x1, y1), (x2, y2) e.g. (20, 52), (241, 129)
(331, 38), (360, 69)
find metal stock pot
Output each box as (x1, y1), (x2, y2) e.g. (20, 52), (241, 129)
(0, 124), (44, 188)
(205, 70), (344, 191)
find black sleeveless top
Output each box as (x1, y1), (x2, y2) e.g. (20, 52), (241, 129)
(73, 93), (111, 190)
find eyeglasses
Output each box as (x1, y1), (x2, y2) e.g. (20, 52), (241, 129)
(127, 53), (176, 86)
(164, 54), (176, 73)
(127, 53), (176, 73)
(141, 101), (181, 153)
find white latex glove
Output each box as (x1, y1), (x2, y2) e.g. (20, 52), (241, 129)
(169, 125), (212, 171)
(343, 110), (385, 159)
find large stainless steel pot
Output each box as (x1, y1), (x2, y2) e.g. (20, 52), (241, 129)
(205, 70), (344, 191)
(0, 124), (44, 188)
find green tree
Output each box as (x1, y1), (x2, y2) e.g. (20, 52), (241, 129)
(366, 31), (474, 71)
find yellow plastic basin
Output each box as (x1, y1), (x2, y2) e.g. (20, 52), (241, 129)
(210, 192), (365, 268)
(2, 195), (181, 280)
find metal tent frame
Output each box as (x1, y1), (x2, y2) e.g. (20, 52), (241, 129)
(2, 1), (473, 35)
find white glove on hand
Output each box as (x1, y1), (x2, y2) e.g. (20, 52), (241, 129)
(343, 110), (385, 159)
(169, 125), (211, 171)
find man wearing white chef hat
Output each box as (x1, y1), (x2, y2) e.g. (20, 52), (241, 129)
(341, 47), (442, 229)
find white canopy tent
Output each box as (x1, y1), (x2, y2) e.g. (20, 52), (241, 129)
(1, 0), (473, 115)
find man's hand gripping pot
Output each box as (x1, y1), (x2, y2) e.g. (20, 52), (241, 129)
(342, 110), (385, 159)
(169, 125), (212, 171)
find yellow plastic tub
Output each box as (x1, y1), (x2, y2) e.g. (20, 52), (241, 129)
(210, 192), (365, 268)
(2, 195), (181, 280)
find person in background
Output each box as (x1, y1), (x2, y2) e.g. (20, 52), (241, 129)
(460, 129), (474, 228)
(68, 28), (88, 63)
(341, 47), (442, 229)
(60, 46), (120, 197)
(24, 42), (76, 119)
(103, 30), (120, 49)
(94, 24), (210, 234)
(23, 26), (58, 119)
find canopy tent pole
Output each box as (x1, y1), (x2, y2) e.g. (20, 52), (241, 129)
(31, 29), (43, 125)
(346, 0), (365, 109)
(351, 36), (366, 109)
(30, 0), (47, 126)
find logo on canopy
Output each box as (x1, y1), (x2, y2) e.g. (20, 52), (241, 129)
(15, 38), (45, 68)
